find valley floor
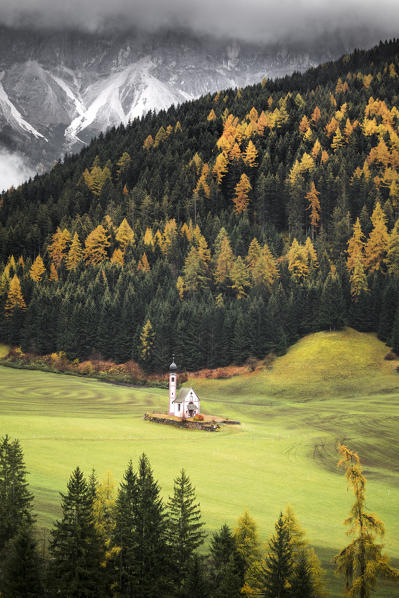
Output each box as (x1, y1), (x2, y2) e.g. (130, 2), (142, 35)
(1, 328), (399, 596)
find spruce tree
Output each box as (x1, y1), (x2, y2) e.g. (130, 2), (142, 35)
(1, 527), (43, 598)
(209, 524), (244, 598)
(0, 435), (34, 552)
(166, 468), (206, 594)
(261, 513), (293, 598)
(48, 466), (106, 598)
(290, 550), (315, 598)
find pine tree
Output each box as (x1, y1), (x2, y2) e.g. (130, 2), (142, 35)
(117, 152), (132, 177)
(0, 435), (34, 551)
(166, 469), (206, 592)
(4, 275), (26, 316)
(30, 255), (46, 282)
(230, 256), (250, 298)
(1, 527), (43, 598)
(290, 551), (315, 598)
(48, 467), (105, 597)
(319, 265), (345, 330)
(335, 445), (399, 597)
(261, 513), (293, 598)
(209, 524), (244, 598)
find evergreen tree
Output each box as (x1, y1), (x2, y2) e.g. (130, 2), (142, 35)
(48, 466), (106, 598)
(260, 513), (293, 598)
(0, 435), (34, 552)
(167, 468), (206, 594)
(1, 527), (43, 598)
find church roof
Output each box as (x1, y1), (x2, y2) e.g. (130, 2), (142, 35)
(174, 388), (198, 403)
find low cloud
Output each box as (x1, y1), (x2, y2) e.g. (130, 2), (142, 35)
(0, 0), (398, 43)
(0, 149), (34, 192)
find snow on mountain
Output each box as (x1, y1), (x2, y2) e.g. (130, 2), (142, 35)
(0, 24), (388, 186)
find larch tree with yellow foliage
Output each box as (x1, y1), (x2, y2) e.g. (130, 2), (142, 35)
(48, 227), (71, 268)
(287, 239), (309, 282)
(212, 152), (229, 185)
(243, 140), (258, 167)
(84, 225), (110, 265)
(30, 255), (46, 282)
(385, 219), (399, 276)
(364, 202), (389, 272)
(335, 445), (399, 597)
(116, 218), (135, 253)
(214, 235), (234, 288)
(5, 275), (26, 316)
(233, 174), (252, 214)
(230, 256), (250, 299)
(66, 233), (83, 271)
(306, 182), (321, 240)
(139, 319), (155, 363)
(251, 244), (279, 289)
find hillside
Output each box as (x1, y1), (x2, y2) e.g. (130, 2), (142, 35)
(1, 39), (399, 370)
(1, 328), (399, 596)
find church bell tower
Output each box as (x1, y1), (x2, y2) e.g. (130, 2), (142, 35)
(169, 355), (177, 415)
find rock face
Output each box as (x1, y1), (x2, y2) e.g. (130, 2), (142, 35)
(0, 25), (387, 178)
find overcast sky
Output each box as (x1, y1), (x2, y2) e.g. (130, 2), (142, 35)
(0, 0), (398, 42)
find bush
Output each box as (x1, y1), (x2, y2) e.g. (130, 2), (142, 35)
(194, 414), (204, 421)
(385, 351), (397, 361)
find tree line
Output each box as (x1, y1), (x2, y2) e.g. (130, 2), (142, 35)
(0, 435), (398, 597)
(1, 40), (399, 371)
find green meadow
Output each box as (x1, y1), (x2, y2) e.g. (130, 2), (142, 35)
(1, 328), (399, 596)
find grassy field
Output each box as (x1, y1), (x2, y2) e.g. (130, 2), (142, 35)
(1, 328), (399, 596)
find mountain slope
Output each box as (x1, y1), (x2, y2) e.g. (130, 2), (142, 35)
(0, 25), (389, 175)
(1, 38), (399, 372)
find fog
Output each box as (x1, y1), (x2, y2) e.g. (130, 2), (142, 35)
(0, 0), (398, 43)
(0, 149), (34, 192)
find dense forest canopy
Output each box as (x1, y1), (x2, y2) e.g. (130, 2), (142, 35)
(1, 38), (399, 371)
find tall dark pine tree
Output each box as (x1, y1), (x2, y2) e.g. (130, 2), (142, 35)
(261, 513), (293, 598)
(290, 551), (315, 598)
(1, 527), (43, 598)
(209, 524), (244, 598)
(48, 466), (106, 598)
(0, 435), (34, 552)
(166, 468), (206, 595)
(113, 460), (138, 597)
(128, 454), (169, 597)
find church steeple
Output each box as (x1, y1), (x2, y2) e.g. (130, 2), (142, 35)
(169, 355), (177, 414)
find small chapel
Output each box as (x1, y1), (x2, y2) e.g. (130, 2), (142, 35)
(168, 356), (200, 418)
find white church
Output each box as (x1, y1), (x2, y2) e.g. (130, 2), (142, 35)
(168, 356), (200, 418)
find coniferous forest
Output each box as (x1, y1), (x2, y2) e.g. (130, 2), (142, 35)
(1, 40), (399, 371)
(1, 435), (398, 598)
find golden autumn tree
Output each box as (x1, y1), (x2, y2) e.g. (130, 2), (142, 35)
(207, 109), (217, 121)
(214, 235), (234, 287)
(311, 106), (321, 123)
(5, 275), (26, 316)
(299, 115), (310, 135)
(176, 276), (185, 300)
(335, 445), (399, 597)
(66, 233), (83, 271)
(30, 255), (46, 282)
(347, 218), (366, 272)
(110, 249), (124, 267)
(84, 225), (110, 265)
(347, 219), (368, 298)
(194, 163), (210, 198)
(139, 319), (155, 362)
(49, 263), (59, 282)
(92, 472), (120, 572)
(385, 220), (399, 277)
(116, 152), (131, 177)
(287, 239), (309, 282)
(246, 238), (262, 270)
(230, 256), (250, 299)
(243, 140), (258, 167)
(143, 134), (154, 149)
(116, 218), (135, 253)
(48, 227), (71, 268)
(331, 126), (344, 151)
(251, 243), (279, 289)
(137, 253), (150, 272)
(306, 181), (321, 240)
(212, 152), (229, 184)
(233, 174), (252, 214)
(364, 202), (389, 272)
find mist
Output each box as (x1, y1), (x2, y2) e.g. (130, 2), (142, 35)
(0, 149), (34, 193)
(0, 0), (398, 43)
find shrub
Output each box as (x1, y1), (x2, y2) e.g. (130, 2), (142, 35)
(385, 351), (397, 361)
(194, 414), (204, 421)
